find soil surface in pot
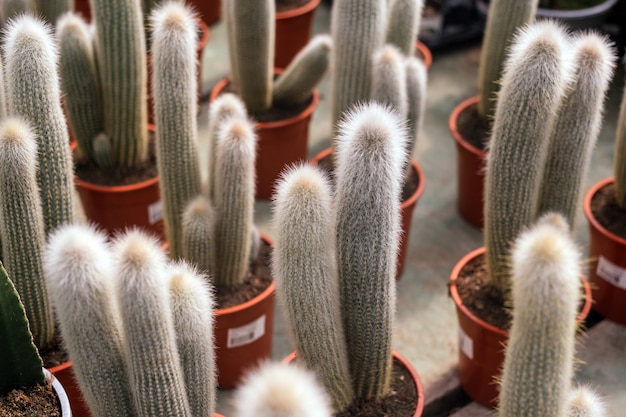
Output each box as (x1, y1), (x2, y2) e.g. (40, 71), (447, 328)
(456, 102), (490, 152)
(39, 333), (69, 369)
(335, 357), (417, 417)
(0, 381), (60, 416)
(276, 0), (310, 11)
(215, 237), (273, 309)
(590, 182), (626, 238)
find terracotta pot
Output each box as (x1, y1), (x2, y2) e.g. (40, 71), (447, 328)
(449, 96), (485, 228)
(415, 40), (433, 69)
(214, 234), (276, 389)
(189, 0), (222, 27)
(44, 368), (72, 416)
(583, 177), (626, 324)
(50, 362), (89, 417)
(449, 247), (593, 407)
(282, 351), (425, 417)
(309, 148), (425, 279)
(210, 77), (319, 200)
(275, 0), (321, 69)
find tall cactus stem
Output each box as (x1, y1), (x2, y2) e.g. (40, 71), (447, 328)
(371, 45), (408, 122)
(182, 195), (216, 278)
(35, 0), (73, 23)
(613, 64), (626, 208)
(0, 0), (33, 28)
(404, 55), (427, 173)
(385, 0), (423, 57)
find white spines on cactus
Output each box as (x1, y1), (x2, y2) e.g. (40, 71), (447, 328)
(334, 102), (407, 400)
(0, 0), (33, 28)
(498, 212), (582, 417)
(233, 362), (333, 417)
(613, 57), (626, 209)
(371, 44), (408, 119)
(567, 386), (607, 417)
(0, 41), (6, 119)
(385, 0), (423, 57)
(167, 261), (216, 417)
(404, 55), (427, 172)
(34, 0), (73, 23)
(273, 164), (354, 412)
(182, 195), (216, 277)
(113, 229), (192, 417)
(538, 33), (615, 227)
(43, 223), (134, 417)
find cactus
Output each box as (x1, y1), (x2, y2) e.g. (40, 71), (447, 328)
(483, 21), (572, 294)
(273, 164), (354, 411)
(613, 65), (626, 209)
(404, 56), (427, 171)
(498, 213), (581, 417)
(0, 0), (32, 32)
(371, 44), (408, 121)
(538, 33), (615, 227)
(233, 362), (333, 417)
(34, 0), (73, 23)
(567, 387), (607, 417)
(0, 118), (54, 349)
(0, 262), (44, 395)
(151, 1), (202, 259)
(385, 0), (423, 57)
(182, 195), (216, 277)
(477, 0), (538, 122)
(4, 14), (76, 236)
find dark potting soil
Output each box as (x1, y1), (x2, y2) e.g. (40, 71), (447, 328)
(335, 358), (418, 417)
(276, 0), (310, 12)
(0, 380), (61, 417)
(39, 333), (70, 369)
(74, 134), (158, 186)
(590, 182), (626, 239)
(214, 237), (273, 309)
(456, 101), (490, 153)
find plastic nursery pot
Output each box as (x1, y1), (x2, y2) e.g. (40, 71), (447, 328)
(282, 351), (425, 417)
(209, 76), (319, 200)
(275, 0), (322, 68)
(49, 362), (89, 417)
(449, 96), (486, 229)
(536, 0), (618, 29)
(449, 247), (593, 408)
(584, 177), (626, 324)
(43, 368), (73, 417)
(190, 0), (222, 27)
(415, 40), (433, 69)
(214, 234), (276, 389)
(309, 148), (425, 279)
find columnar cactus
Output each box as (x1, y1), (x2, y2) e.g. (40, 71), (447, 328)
(0, 118), (54, 349)
(44, 224), (216, 417)
(182, 195), (216, 277)
(34, 0), (73, 23)
(385, 0), (423, 57)
(371, 44), (408, 122)
(404, 56), (427, 170)
(613, 65), (626, 209)
(477, 0), (538, 121)
(567, 387), (607, 417)
(4, 14), (76, 236)
(0, 0), (31, 29)
(151, 1), (201, 259)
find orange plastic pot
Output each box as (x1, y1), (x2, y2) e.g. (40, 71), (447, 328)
(210, 77), (319, 200)
(449, 96), (485, 229)
(50, 362), (90, 417)
(214, 235), (276, 389)
(584, 177), (626, 324)
(415, 41), (433, 69)
(275, 0), (321, 69)
(190, 0), (222, 27)
(449, 247), (593, 408)
(310, 148), (425, 279)
(282, 351), (425, 417)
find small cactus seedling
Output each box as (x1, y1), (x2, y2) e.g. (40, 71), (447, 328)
(567, 386), (607, 417)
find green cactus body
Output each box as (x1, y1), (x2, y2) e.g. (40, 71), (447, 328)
(538, 34), (615, 227)
(182, 195), (216, 277)
(213, 117), (256, 287)
(477, 0), (538, 121)
(614, 68), (626, 208)
(330, 0), (386, 133)
(168, 262), (216, 417)
(57, 12), (104, 162)
(273, 165), (355, 412)
(228, 0), (275, 113)
(43, 224), (135, 417)
(371, 45), (408, 120)
(223, 0), (241, 95)
(92, 132), (115, 173)
(91, 0), (148, 168)
(483, 22), (572, 294)
(567, 387), (607, 417)
(35, 0), (73, 23)
(114, 230), (192, 417)
(0, 262), (44, 395)
(498, 213), (581, 417)
(4, 15), (76, 236)
(404, 56), (427, 172)
(334, 103), (406, 400)
(0, 119), (53, 349)
(272, 35), (332, 105)
(151, 2), (201, 259)
(385, 0), (422, 57)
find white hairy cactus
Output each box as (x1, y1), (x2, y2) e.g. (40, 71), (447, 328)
(567, 386), (607, 417)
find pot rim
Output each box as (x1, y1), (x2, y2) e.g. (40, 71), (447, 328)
(449, 96), (486, 158)
(44, 368), (72, 417)
(197, 19), (210, 52)
(537, 0), (618, 18)
(276, 0), (322, 20)
(415, 41), (433, 69)
(583, 177), (626, 246)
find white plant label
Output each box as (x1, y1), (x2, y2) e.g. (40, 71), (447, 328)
(148, 200), (163, 225)
(459, 328), (473, 360)
(596, 256), (626, 290)
(227, 315), (266, 349)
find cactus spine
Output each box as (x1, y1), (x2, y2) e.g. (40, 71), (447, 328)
(182, 195), (216, 277)
(34, 0), (73, 23)
(483, 21), (572, 294)
(613, 64), (626, 208)
(151, 2), (201, 259)
(0, 262), (44, 395)
(538, 33), (615, 227)
(4, 14), (76, 236)
(404, 56), (427, 171)
(0, 118), (53, 349)
(498, 213), (581, 417)
(273, 165), (355, 411)
(477, 0), (538, 121)
(385, 0), (423, 57)
(567, 387), (607, 417)
(90, 0), (148, 167)
(57, 12), (103, 162)
(233, 362), (333, 417)
(371, 44), (408, 120)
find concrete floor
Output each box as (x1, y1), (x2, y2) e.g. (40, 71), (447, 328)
(196, 3), (626, 416)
